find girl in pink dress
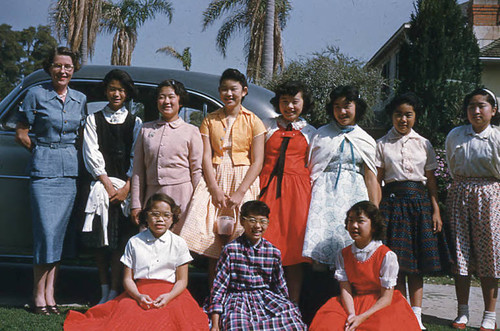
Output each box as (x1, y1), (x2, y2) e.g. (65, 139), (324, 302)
(131, 80), (203, 234)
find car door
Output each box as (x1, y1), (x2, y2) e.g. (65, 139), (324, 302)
(0, 78), (222, 258)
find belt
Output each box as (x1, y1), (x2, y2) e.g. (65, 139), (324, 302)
(36, 141), (74, 148)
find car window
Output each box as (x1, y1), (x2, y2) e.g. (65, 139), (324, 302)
(0, 80), (221, 131)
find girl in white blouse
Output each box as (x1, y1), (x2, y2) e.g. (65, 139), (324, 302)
(446, 88), (500, 331)
(310, 201), (420, 331)
(376, 92), (451, 329)
(82, 69), (142, 304)
(64, 193), (208, 330)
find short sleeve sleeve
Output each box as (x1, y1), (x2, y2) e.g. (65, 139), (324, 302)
(251, 115), (266, 138)
(200, 116), (210, 136)
(375, 140), (384, 168)
(120, 239), (135, 269)
(334, 250), (348, 282)
(380, 250), (399, 288)
(175, 237), (193, 267)
(424, 140), (438, 171)
(18, 88), (38, 125)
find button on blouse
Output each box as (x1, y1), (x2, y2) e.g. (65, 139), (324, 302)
(120, 230), (193, 283)
(375, 128), (437, 183)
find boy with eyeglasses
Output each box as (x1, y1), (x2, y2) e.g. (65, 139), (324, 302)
(206, 200), (307, 331)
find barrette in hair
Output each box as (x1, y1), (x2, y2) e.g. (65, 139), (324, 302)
(481, 88), (498, 108)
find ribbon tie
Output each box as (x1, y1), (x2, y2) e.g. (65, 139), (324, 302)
(260, 123), (293, 199)
(334, 126), (356, 189)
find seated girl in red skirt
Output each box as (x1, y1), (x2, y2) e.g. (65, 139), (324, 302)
(310, 201), (420, 331)
(64, 193), (208, 331)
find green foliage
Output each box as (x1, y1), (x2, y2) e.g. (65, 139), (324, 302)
(266, 46), (385, 128)
(0, 24), (57, 99)
(398, 0), (481, 146)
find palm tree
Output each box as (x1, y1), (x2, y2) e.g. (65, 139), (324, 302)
(202, 0), (291, 82)
(101, 0), (173, 66)
(51, 0), (103, 64)
(156, 46), (192, 71)
(262, 0), (275, 81)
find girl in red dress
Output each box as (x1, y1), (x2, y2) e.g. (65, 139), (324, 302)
(259, 80), (316, 304)
(310, 201), (420, 331)
(64, 194), (208, 330)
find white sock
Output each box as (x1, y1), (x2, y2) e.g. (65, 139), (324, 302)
(412, 306), (426, 330)
(481, 311), (496, 329)
(107, 289), (119, 301)
(98, 284), (110, 305)
(454, 304), (469, 324)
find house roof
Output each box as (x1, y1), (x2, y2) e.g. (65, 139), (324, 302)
(480, 38), (500, 58)
(366, 23), (410, 68)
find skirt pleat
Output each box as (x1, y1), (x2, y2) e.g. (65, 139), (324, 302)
(379, 181), (452, 274)
(180, 155), (260, 259)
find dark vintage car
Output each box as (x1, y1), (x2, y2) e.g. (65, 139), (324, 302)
(0, 65), (276, 259)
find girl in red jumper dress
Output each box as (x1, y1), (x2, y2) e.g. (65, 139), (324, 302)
(310, 201), (420, 331)
(260, 80), (316, 303)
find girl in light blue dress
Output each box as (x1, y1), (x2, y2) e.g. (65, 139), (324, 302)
(302, 86), (380, 265)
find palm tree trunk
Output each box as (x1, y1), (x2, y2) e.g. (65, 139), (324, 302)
(81, 19), (88, 65)
(262, 0), (275, 82)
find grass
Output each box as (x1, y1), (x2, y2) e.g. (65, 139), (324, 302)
(0, 305), (87, 331)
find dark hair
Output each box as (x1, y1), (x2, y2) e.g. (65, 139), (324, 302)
(344, 201), (386, 241)
(156, 79), (189, 107)
(42, 46), (81, 74)
(270, 80), (314, 115)
(385, 92), (423, 117)
(325, 85), (367, 123)
(103, 69), (138, 101)
(219, 68), (249, 102)
(240, 200), (270, 219)
(463, 88), (500, 125)
(138, 193), (181, 229)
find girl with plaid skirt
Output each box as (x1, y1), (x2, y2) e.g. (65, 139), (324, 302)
(376, 92), (451, 330)
(446, 88), (500, 331)
(207, 201), (306, 331)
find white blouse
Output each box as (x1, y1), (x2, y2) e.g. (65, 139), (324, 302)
(120, 229), (193, 283)
(334, 240), (399, 289)
(83, 106), (143, 179)
(263, 116), (317, 144)
(376, 128), (437, 183)
(445, 124), (500, 179)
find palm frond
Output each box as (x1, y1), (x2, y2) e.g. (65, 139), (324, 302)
(156, 45), (181, 58)
(215, 11), (249, 56)
(202, 0), (247, 29)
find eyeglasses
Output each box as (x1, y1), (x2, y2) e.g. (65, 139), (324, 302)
(147, 211), (173, 220)
(242, 217), (269, 225)
(51, 63), (74, 71)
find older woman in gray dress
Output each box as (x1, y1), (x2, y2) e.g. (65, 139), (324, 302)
(15, 47), (87, 315)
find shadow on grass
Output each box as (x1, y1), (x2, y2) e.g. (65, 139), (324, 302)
(423, 314), (479, 331)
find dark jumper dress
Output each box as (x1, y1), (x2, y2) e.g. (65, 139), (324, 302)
(82, 111), (137, 250)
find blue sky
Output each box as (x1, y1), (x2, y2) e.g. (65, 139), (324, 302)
(1, 0), (438, 75)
